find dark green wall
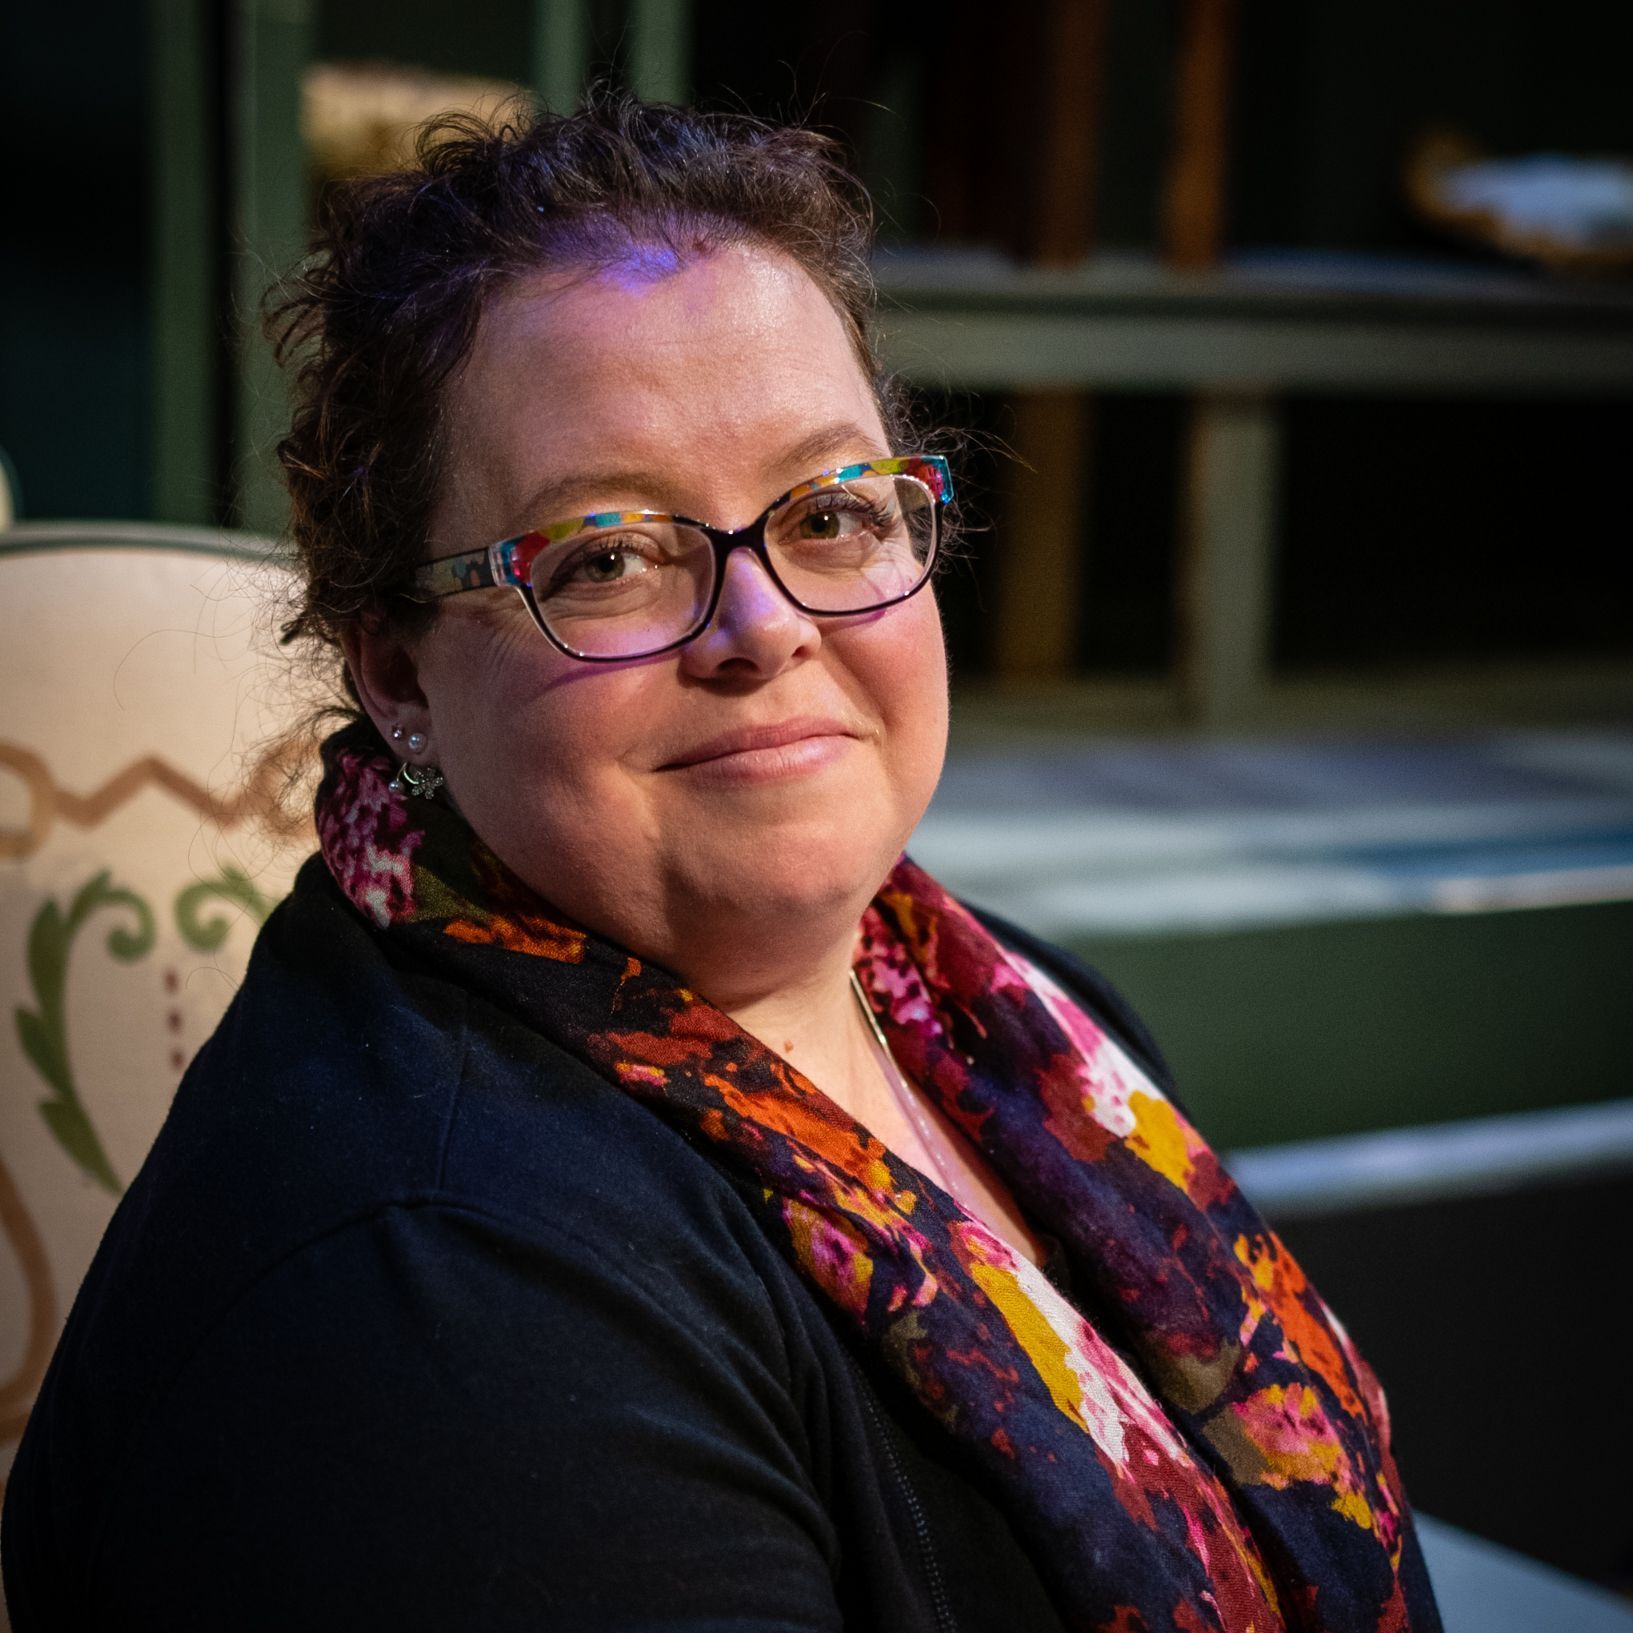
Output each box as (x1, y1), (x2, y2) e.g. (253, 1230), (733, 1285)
(0, 1), (153, 520)
(1071, 901), (1633, 1148)
(316, 0), (534, 83)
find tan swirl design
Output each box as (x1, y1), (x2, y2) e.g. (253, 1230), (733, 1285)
(0, 1146), (56, 1447)
(0, 734), (315, 860)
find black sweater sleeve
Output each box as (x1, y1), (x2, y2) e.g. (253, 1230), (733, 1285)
(84, 1199), (846, 1633)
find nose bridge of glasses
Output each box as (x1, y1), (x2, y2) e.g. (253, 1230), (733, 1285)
(693, 507), (786, 599)
(705, 515), (796, 612)
(699, 504), (772, 561)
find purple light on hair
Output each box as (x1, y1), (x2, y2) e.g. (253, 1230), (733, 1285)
(596, 240), (686, 292)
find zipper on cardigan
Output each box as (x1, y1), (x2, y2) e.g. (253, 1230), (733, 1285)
(859, 1380), (958, 1633)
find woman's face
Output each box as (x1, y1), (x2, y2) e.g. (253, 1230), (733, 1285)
(377, 244), (948, 981)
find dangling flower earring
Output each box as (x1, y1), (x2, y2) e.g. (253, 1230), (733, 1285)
(389, 726), (445, 801)
(392, 763), (446, 800)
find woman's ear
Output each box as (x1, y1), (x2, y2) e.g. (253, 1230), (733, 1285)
(339, 616), (430, 744)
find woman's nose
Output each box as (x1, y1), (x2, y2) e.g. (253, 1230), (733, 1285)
(678, 545), (820, 678)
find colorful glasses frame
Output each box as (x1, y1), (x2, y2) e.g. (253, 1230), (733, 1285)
(410, 454), (953, 663)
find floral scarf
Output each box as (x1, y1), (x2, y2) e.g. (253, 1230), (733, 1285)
(316, 722), (1439, 1633)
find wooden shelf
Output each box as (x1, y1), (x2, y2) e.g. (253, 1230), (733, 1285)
(876, 247), (1633, 720)
(875, 248), (1633, 395)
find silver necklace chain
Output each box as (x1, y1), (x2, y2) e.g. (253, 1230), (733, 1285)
(849, 971), (1045, 1270)
(849, 970), (961, 1199)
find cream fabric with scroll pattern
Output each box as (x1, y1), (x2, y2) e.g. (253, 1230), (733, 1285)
(0, 536), (314, 1519)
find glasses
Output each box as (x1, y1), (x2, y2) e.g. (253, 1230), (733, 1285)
(411, 454), (952, 662)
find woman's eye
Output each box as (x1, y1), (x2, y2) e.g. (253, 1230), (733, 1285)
(800, 510), (849, 540)
(578, 547), (645, 582)
(792, 495), (893, 541)
(545, 535), (661, 593)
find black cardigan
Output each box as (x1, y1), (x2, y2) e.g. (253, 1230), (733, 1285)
(4, 859), (1179, 1633)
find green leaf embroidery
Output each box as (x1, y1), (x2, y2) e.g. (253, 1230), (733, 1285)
(39, 1098), (122, 1195)
(25, 900), (68, 1033)
(174, 866), (275, 952)
(14, 1004), (68, 1097)
(13, 873), (157, 1196)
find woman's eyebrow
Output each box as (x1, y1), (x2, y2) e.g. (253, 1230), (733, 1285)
(502, 420), (882, 535)
(768, 420), (883, 482)
(503, 468), (669, 535)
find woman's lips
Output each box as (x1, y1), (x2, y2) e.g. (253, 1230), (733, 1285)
(659, 718), (858, 781)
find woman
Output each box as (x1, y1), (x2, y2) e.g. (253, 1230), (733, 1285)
(3, 95), (1441, 1631)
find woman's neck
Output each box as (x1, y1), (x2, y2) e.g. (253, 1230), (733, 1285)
(711, 930), (1050, 1271)
(710, 942), (877, 1108)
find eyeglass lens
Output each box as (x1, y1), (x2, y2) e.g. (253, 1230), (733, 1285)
(526, 472), (937, 659)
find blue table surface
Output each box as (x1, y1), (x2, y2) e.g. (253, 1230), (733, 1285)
(1419, 1514), (1633, 1631)
(918, 726), (1633, 936)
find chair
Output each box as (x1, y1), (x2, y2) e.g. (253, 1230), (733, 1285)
(0, 523), (317, 1498)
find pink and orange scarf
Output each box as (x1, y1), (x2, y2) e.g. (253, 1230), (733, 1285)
(317, 722), (1439, 1633)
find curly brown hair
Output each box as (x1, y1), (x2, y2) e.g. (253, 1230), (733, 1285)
(268, 87), (912, 703)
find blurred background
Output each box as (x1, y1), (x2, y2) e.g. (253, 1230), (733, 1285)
(2, 0), (1631, 1615)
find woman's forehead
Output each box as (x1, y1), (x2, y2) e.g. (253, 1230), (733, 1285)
(440, 245), (884, 533)
(469, 244), (853, 379)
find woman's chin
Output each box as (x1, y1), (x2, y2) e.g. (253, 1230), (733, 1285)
(681, 825), (903, 931)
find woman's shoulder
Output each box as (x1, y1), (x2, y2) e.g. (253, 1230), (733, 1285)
(8, 861), (835, 1625)
(15, 1149), (838, 1631)
(49, 855), (799, 1465)
(171, 853), (776, 1287)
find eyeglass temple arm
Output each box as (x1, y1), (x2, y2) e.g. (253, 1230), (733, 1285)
(412, 548), (500, 600)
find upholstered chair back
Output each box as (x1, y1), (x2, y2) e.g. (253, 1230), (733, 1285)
(0, 528), (319, 1497)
